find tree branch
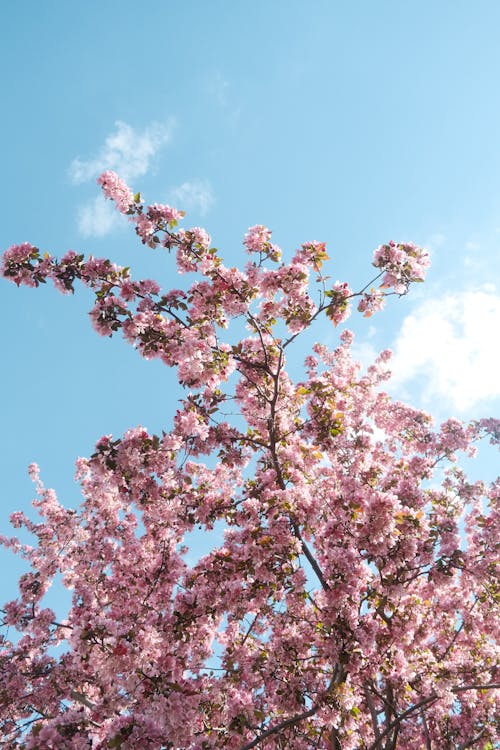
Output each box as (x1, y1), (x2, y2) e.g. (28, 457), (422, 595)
(457, 728), (486, 750)
(240, 705), (318, 750)
(366, 683), (500, 750)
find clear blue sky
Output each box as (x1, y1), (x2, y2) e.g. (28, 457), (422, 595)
(1, 1), (499, 604)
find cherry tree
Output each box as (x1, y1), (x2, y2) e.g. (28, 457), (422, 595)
(1, 171), (498, 749)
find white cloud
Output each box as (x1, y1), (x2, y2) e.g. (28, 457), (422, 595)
(169, 178), (215, 217)
(69, 119), (175, 184)
(388, 288), (500, 413)
(69, 118), (214, 237)
(77, 196), (120, 238)
(69, 119), (175, 237)
(351, 339), (378, 370)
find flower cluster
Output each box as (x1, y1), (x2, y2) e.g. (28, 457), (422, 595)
(373, 240), (430, 294)
(97, 170), (134, 214)
(244, 224), (271, 253)
(293, 240), (329, 269)
(1, 172), (498, 750)
(357, 287), (385, 317)
(243, 224), (282, 261)
(325, 281), (352, 326)
(0, 242), (48, 287)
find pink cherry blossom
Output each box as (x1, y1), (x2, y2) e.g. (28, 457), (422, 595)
(372, 240), (430, 294)
(357, 288), (385, 317)
(244, 224), (272, 253)
(0, 171), (498, 750)
(97, 170), (134, 214)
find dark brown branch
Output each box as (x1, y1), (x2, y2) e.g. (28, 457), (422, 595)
(420, 707), (432, 750)
(291, 521), (330, 592)
(457, 728), (486, 750)
(453, 682), (500, 692)
(264, 348), (331, 593)
(364, 687), (381, 745)
(366, 683), (500, 750)
(366, 694), (438, 750)
(239, 704), (318, 750)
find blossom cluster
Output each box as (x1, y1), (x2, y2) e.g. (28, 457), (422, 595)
(373, 240), (430, 294)
(325, 280), (352, 326)
(97, 170), (134, 213)
(244, 224), (282, 261)
(0, 172), (497, 750)
(357, 287), (385, 317)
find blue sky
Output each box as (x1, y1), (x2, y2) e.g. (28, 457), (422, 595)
(1, 1), (499, 604)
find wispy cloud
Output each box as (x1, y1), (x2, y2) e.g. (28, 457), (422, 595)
(69, 119), (214, 237)
(169, 178), (215, 217)
(351, 339), (378, 370)
(388, 287), (500, 413)
(69, 120), (175, 184)
(76, 196), (120, 238)
(70, 120), (175, 237)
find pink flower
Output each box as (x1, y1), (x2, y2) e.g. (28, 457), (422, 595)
(134, 213), (157, 244)
(243, 225), (280, 259)
(148, 203), (183, 223)
(357, 288), (385, 317)
(372, 240), (430, 293)
(97, 170), (134, 214)
(190, 226), (211, 250)
(0, 242), (40, 286)
(326, 281), (352, 325)
(2, 173), (498, 750)
(293, 241), (329, 268)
